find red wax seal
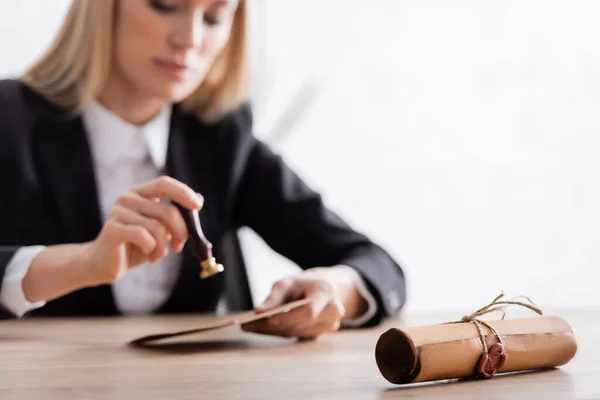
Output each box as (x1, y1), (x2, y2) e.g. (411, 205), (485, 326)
(476, 343), (507, 379)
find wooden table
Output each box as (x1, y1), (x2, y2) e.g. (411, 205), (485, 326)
(0, 310), (597, 399)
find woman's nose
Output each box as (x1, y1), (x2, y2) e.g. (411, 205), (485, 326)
(169, 11), (204, 49)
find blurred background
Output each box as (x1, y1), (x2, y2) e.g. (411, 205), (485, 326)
(2, 0), (598, 314)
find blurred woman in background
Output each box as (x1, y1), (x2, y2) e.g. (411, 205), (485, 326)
(0, 0), (405, 339)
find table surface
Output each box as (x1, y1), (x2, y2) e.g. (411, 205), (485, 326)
(0, 310), (598, 400)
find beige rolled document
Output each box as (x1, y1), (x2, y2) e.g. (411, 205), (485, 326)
(375, 315), (577, 384)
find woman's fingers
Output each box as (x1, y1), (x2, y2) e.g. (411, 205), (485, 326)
(242, 297), (345, 339)
(132, 176), (203, 211)
(243, 275), (346, 339)
(115, 192), (189, 252)
(109, 205), (170, 262)
(256, 279), (293, 312)
(242, 315), (338, 340)
(91, 177), (205, 285)
(103, 219), (156, 256)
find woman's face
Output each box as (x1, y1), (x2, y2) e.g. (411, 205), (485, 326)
(113, 0), (239, 102)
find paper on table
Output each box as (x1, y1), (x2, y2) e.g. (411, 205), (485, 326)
(129, 298), (312, 346)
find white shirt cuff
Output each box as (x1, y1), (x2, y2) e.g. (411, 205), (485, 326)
(0, 246), (47, 317)
(337, 265), (378, 327)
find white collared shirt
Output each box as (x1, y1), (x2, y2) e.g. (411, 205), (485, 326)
(83, 101), (180, 314)
(0, 101), (376, 325)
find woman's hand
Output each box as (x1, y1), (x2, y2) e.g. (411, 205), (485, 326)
(83, 176), (203, 285)
(22, 176), (203, 304)
(241, 267), (369, 340)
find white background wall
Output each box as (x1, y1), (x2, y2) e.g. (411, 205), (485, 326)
(2, 1), (598, 314)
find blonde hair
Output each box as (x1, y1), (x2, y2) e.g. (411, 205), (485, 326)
(20, 0), (250, 122)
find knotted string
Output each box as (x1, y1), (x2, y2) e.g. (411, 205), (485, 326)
(447, 292), (543, 353)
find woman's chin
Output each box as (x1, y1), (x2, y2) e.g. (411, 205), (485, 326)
(139, 67), (208, 103)
(155, 83), (202, 103)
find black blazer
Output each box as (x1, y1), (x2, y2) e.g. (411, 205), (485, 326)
(0, 79), (406, 324)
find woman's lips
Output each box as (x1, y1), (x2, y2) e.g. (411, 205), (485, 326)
(153, 58), (192, 80)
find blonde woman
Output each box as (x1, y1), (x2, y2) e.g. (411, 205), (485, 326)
(0, 0), (405, 339)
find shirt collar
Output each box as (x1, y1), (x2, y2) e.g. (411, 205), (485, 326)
(82, 101), (172, 170)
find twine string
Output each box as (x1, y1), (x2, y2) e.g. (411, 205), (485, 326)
(449, 292), (543, 354)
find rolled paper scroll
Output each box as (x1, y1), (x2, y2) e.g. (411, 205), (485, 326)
(375, 293), (578, 384)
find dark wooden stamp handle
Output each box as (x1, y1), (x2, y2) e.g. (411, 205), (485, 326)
(174, 202), (212, 261)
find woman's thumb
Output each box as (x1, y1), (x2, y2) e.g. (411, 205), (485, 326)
(256, 279), (291, 312)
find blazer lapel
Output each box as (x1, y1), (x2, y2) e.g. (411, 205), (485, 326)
(166, 108), (210, 200)
(35, 114), (103, 243)
(160, 107), (225, 312)
(166, 106), (223, 242)
(34, 112), (117, 315)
